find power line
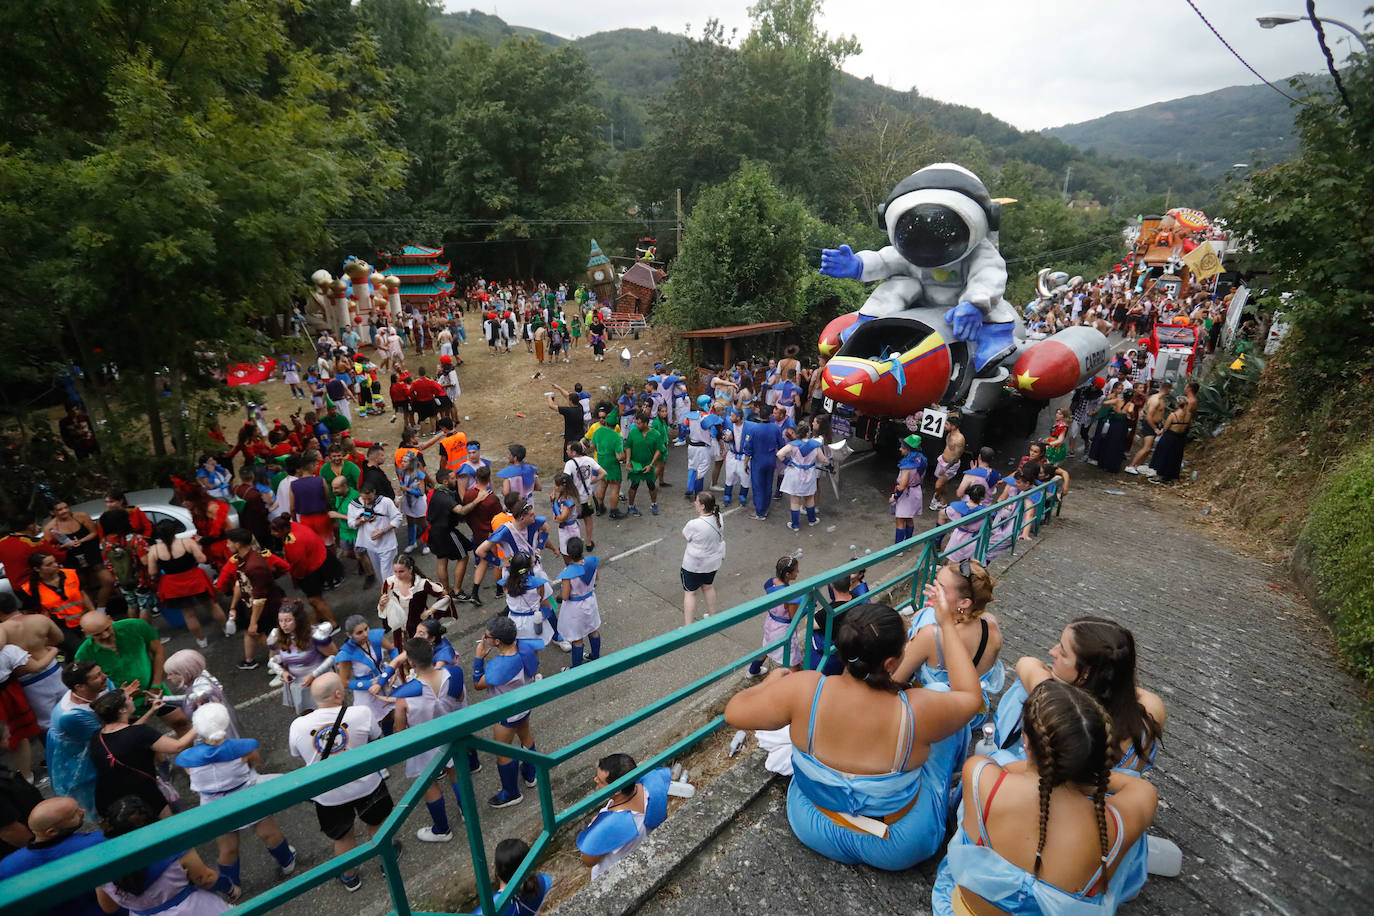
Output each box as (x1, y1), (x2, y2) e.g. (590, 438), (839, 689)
(324, 218), (678, 227)
(1003, 231), (1124, 265)
(1308, 1), (1357, 116)
(1183, 0), (1305, 105)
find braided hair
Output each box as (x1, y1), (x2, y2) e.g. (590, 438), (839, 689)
(1021, 680), (1114, 877)
(506, 553), (534, 598)
(832, 603), (905, 692)
(1066, 617), (1161, 765)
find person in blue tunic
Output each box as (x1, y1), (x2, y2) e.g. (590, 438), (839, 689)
(724, 599), (983, 871)
(741, 418), (786, 520)
(470, 837), (553, 916)
(991, 617), (1169, 903)
(930, 680), (1158, 916)
(472, 617), (543, 809)
(335, 615), (399, 733)
(556, 538), (601, 668)
(576, 753), (673, 881)
(391, 638), (475, 843)
(891, 434), (928, 543)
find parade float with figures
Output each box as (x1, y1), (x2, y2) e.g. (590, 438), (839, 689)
(816, 163), (1112, 450)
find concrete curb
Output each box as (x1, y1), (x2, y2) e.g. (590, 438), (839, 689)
(553, 749), (778, 916)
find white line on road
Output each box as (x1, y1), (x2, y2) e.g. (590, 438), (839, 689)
(608, 538), (664, 562)
(235, 687), (283, 710)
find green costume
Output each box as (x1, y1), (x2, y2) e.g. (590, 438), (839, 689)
(591, 425), (624, 483)
(75, 618), (166, 714)
(625, 425), (666, 483)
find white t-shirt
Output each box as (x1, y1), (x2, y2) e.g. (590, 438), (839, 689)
(288, 705), (383, 806)
(270, 475), (293, 521)
(681, 515), (726, 573)
(564, 456), (602, 503)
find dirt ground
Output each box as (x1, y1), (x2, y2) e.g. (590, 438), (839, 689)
(259, 320), (680, 473)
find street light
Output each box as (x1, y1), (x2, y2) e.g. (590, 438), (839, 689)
(1256, 12), (1370, 52)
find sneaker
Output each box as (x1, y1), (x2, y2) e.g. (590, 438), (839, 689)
(488, 790), (523, 809)
(158, 636), (172, 644)
(151, 606), (161, 616)
(269, 675), (283, 688)
(749, 514), (768, 521)
(279, 845), (298, 876)
(469, 757), (482, 774)
(808, 517), (821, 527)
(928, 498), (946, 511)
(786, 523), (800, 532)
(454, 590), (476, 603)
(712, 484), (725, 491)
(1140, 467), (1158, 478)
(557, 639), (573, 652)
(236, 659), (260, 671)
(650, 503), (659, 516)
(421, 546), (431, 555)
(196, 637), (209, 649)
(416, 827), (453, 843)
(627, 506), (642, 517)
(523, 772), (537, 788)
(609, 510), (626, 520)
(339, 872), (362, 893)
(223, 619), (237, 637)
(1124, 465), (1139, 475)
(404, 543), (419, 554)
(585, 541), (595, 551)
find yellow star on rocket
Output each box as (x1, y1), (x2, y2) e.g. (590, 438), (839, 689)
(1016, 370), (1040, 391)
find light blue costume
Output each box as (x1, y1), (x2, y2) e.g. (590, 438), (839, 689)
(908, 606), (1005, 727)
(46, 690), (103, 814)
(787, 676), (965, 871)
(931, 760), (1130, 916)
(991, 680), (1157, 903)
(475, 639), (544, 797)
(556, 557), (601, 647)
(497, 463), (541, 499)
(942, 497), (985, 562)
(499, 573), (556, 647)
(576, 767), (673, 880)
(487, 519), (550, 579)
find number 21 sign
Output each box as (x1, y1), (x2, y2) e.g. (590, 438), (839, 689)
(920, 407), (948, 438)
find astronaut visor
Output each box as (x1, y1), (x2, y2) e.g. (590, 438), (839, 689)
(893, 204), (971, 268)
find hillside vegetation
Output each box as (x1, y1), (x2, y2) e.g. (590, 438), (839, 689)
(1043, 78), (1324, 174)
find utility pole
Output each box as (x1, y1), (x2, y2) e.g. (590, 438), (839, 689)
(1061, 165), (1072, 201)
(675, 187), (683, 256)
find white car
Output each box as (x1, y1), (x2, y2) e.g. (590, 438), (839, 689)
(68, 488), (240, 536)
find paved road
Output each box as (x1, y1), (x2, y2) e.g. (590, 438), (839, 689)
(632, 465), (1374, 916)
(110, 409), (1047, 913)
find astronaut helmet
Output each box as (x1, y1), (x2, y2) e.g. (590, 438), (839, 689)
(878, 163), (1000, 270)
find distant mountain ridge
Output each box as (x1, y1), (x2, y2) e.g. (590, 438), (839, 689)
(1043, 78), (1321, 173)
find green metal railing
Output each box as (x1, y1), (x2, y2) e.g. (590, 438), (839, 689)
(0, 479), (1061, 915)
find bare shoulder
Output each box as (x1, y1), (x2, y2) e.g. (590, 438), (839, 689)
(1138, 686), (1167, 726)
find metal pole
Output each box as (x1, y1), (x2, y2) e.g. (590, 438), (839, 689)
(675, 187), (683, 255)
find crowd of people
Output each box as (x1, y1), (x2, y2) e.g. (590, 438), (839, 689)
(0, 254), (1208, 913)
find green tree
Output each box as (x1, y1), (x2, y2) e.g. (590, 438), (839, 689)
(439, 37), (616, 279)
(0, 0), (402, 456)
(659, 161), (817, 331)
(1228, 53), (1374, 386)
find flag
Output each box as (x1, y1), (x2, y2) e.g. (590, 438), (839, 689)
(1182, 242), (1223, 280)
(227, 358), (276, 386)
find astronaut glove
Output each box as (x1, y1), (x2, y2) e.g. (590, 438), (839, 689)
(945, 301), (984, 342)
(819, 245), (863, 280)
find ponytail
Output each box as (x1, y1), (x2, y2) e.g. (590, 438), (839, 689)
(832, 603), (905, 693)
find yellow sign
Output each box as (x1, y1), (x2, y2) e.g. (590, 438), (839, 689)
(1183, 242), (1223, 280)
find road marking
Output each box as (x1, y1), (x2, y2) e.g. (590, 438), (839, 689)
(235, 687), (283, 710)
(608, 538), (665, 562)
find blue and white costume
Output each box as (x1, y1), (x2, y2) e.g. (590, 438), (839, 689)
(943, 497), (985, 562)
(684, 404), (717, 494)
(788, 676), (965, 871)
(337, 627), (397, 722)
(556, 557), (601, 643)
(176, 738), (268, 806)
(391, 666), (467, 778)
(721, 421), (749, 503)
(497, 463), (540, 500)
(476, 640), (543, 727)
(930, 759), (1131, 916)
(961, 466), (1003, 507)
(467, 874), (553, 916)
(501, 574), (554, 647)
(761, 577), (803, 667)
(487, 520), (550, 579)
(908, 606), (1004, 733)
(576, 767), (672, 881)
(780, 439), (824, 498)
(895, 451), (929, 517)
(551, 497), (580, 553)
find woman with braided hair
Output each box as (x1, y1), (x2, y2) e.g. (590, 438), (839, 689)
(993, 618), (1166, 775)
(724, 596), (983, 870)
(931, 680), (1158, 915)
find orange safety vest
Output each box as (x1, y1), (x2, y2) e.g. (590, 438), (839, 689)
(440, 432), (469, 471)
(489, 511), (513, 562)
(31, 568), (85, 629)
(394, 446), (418, 472)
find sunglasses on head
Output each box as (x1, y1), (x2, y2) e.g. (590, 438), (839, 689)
(958, 558), (977, 592)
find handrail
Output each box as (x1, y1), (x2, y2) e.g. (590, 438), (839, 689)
(0, 478), (1061, 915)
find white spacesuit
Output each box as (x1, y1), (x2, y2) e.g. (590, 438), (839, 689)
(822, 164), (1016, 340)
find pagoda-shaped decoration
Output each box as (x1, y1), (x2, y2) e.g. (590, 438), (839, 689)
(378, 243), (454, 310)
(616, 261), (666, 317)
(586, 239), (616, 306)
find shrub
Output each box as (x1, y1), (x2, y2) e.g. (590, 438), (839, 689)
(1300, 442), (1374, 682)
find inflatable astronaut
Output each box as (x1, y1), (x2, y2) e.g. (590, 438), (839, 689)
(820, 163), (1016, 364)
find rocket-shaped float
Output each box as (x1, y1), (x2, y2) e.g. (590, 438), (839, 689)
(1008, 326), (1112, 400)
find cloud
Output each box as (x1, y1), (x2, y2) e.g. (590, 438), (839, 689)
(449, 0), (1370, 129)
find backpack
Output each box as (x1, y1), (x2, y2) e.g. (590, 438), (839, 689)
(106, 538), (137, 587)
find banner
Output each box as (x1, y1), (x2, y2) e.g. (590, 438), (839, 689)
(1182, 241), (1223, 280)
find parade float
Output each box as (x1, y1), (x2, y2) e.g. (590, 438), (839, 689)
(304, 243), (451, 335)
(816, 163), (1112, 451)
(1125, 207), (1227, 297)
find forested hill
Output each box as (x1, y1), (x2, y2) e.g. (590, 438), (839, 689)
(1043, 78), (1320, 174)
(431, 10), (1216, 206)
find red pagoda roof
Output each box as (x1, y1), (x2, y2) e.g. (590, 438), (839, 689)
(388, 244), (444, 260)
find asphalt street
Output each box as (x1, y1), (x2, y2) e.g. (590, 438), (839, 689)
(113, 403), (1061, 913)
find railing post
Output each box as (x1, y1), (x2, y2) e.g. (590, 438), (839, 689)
(785, 593), (813, 668)
(453, 736), (495, 916)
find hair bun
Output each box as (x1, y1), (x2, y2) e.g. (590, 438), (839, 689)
(192, 702), (232, 745)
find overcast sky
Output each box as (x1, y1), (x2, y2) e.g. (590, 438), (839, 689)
(452, 0), (1370, 129)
